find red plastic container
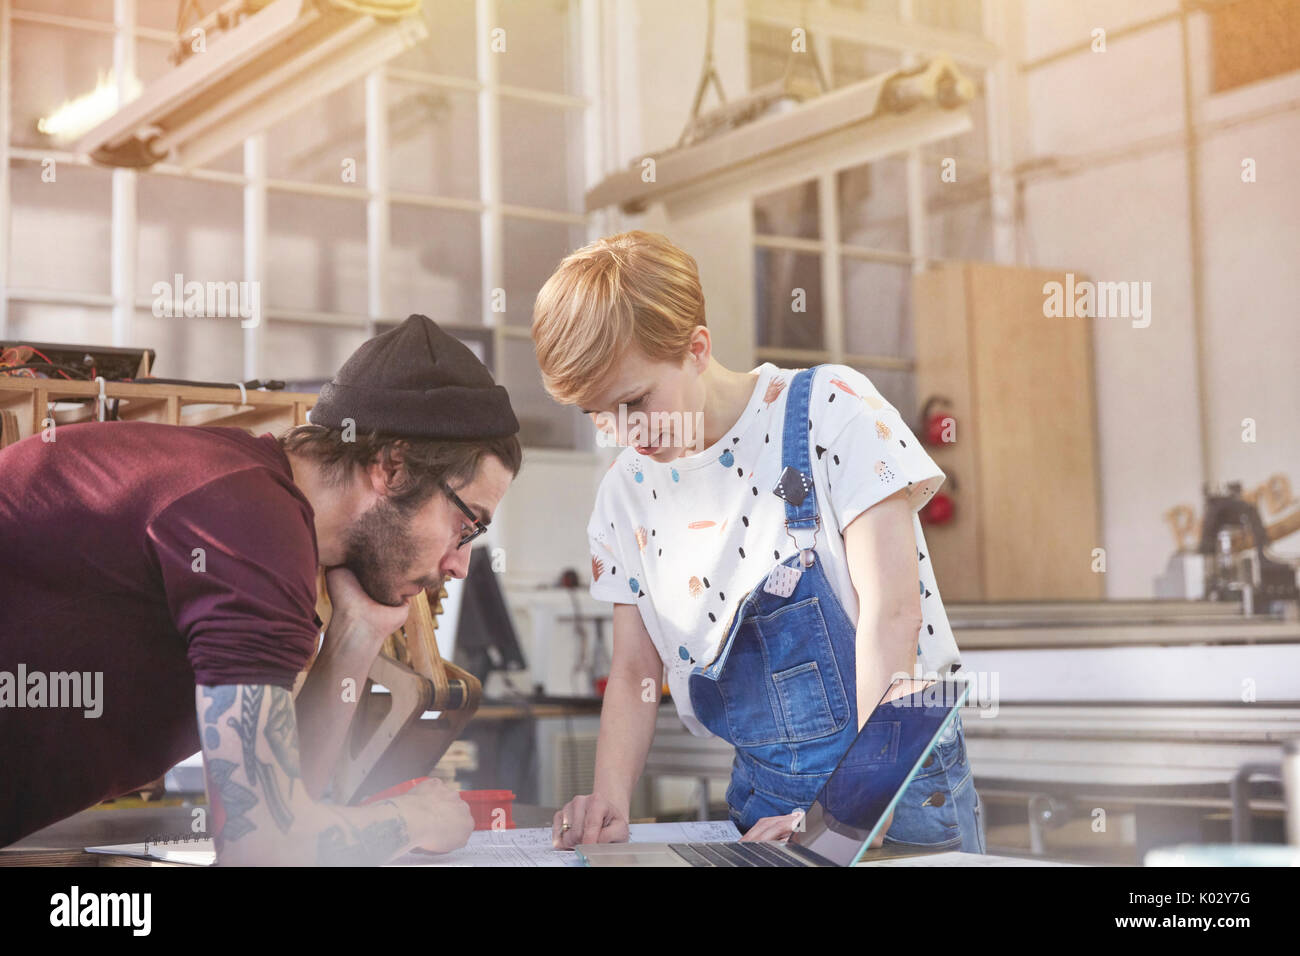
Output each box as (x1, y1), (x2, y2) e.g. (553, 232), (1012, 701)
(362, 778), (515, 830)
(459, 789), (516, 830)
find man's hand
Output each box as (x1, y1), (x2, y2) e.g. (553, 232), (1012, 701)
(323, 566), (411, 645)
(198, 683), (475, 865)
(402, 778), (475, 854)
(295, 566), (413, 798)
(551, 793), (629, 849)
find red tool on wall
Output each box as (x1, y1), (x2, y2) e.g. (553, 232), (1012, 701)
(917, 395), (957, 526)
(920, 395), (956, 446)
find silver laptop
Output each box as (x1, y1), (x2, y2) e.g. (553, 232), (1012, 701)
(578, 676), (972, 867)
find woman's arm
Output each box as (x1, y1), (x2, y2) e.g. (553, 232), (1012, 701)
(593, 604), (665, 809)
(741, 488), (922, 845)
(552, 602), (663, 848)
(843, 486), (927, 726)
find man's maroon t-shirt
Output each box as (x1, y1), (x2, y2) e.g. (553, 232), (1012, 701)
(0, 421), (320, 845)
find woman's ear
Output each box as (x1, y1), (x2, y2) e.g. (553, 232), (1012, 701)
(687, 326), (711, 371)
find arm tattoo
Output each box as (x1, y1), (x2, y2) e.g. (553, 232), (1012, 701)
(203, 685), (236, 724)
(201, 685), (236, 749)
(201, 686), (259, 848)
(206, 758), (258, 844)
(225, 686), (296, 834)
(316, 804), (411, 867)
(265, 689), (301, 780)
(203, 684), (388, 861)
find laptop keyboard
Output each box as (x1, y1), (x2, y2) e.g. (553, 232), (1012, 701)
(669, 841), (810, 867)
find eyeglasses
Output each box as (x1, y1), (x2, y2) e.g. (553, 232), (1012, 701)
(441, 481), (489, 549)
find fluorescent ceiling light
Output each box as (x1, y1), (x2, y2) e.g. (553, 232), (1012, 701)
(39, 72), (142, 142)
(75, 0), (427, 169)
(585, 56), (977, 217)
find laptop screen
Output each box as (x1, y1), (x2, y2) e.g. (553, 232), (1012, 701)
(789, 677), (972, 866)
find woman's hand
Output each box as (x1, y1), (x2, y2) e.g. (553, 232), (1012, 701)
(739, 811), (804, 843)
(551, 793), (630, 849)
(871, 809), (894, 847)
(739, 808), (895, 847)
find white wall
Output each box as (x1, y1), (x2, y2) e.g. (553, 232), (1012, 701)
(1016, 0), (1300, 596)
(614, 0), (757, 371)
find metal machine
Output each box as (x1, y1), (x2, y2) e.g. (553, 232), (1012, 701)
(1157, 480), (1300, 610)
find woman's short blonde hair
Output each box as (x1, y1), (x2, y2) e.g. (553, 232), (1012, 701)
(531, 231), (705, 406)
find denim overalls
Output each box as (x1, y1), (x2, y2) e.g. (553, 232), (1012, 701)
(687, 365), (986, 854)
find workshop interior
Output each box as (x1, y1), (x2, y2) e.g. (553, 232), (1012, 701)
(1, 0), (1299, 870)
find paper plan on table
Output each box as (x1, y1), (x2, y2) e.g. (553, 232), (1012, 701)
(87, 821), (743, 867)
(386, 820), (743, 867)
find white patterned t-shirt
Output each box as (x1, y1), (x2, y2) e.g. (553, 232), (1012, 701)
(586, 363), (962, 737)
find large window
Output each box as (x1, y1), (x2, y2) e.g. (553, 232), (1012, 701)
(1, 0), (596, 449)
(746, 2), (992, 423)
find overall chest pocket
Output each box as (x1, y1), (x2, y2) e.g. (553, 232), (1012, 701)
(716, 596), (851, 747)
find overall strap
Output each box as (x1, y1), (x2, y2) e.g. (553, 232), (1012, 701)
(774, 365), (824, 565)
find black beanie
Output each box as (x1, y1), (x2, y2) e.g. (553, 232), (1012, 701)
(308, 314), (519, 440)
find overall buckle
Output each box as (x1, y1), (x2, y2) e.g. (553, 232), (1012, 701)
(774, 465), (820, 567)
(784, 515), (820, 567)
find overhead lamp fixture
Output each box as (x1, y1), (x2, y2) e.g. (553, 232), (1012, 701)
(585, 55), (977, 218)
(38, 71), (142, 142)
(74, 0), (427, 169)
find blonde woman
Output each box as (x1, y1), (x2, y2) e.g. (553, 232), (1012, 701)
(533, 231), (984, 853)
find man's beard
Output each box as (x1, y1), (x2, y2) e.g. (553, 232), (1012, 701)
(342, 496), (423, 607)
